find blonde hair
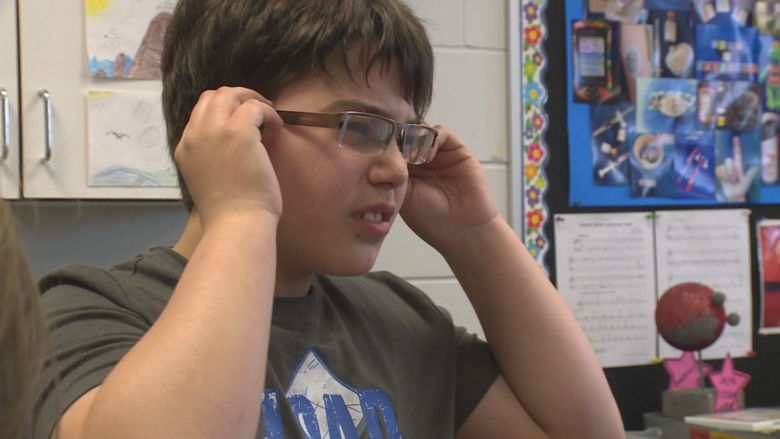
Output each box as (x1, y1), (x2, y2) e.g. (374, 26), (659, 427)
(0, 200), (47, 439)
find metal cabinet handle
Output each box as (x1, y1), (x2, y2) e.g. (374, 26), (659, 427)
(0, 88), (8, 161)
(38, 89), (52, 163)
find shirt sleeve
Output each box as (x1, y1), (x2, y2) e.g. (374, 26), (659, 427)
(33, 267), (150, 439)
(452, 324), (502, 432)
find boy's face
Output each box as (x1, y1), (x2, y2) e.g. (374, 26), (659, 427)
(263, 51), (415, 288)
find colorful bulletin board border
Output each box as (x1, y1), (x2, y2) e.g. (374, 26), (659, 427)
(510, 0), (552, 273)
(565, 0), (780, 207)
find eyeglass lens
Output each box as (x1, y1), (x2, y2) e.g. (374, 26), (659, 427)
(339, 114), (435, 164)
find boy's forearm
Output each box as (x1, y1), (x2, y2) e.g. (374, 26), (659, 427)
(441, 218), (624, 439)
(81, 213), (277, 439)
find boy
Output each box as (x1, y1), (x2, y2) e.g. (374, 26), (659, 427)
(34, 0), (625, 438)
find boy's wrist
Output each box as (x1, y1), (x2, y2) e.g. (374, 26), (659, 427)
(437, 216), (515, 264)
(199, 205), (281, 235)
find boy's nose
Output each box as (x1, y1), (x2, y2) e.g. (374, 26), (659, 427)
(368, 139), (409, 189)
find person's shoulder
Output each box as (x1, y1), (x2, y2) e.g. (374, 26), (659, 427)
(40, 246), (181, 289)
(38, 246), (185, 311)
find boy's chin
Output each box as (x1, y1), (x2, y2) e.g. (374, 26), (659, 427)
(320, 255), (379, 277)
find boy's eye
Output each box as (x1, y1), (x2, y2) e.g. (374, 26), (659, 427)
(346, 121), (375, 137)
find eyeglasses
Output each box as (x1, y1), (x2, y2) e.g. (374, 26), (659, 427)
(276, 110), (438, 165)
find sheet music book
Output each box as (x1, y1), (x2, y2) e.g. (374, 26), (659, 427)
(554, 209), (752, 367)
(685, 408), (780, 432)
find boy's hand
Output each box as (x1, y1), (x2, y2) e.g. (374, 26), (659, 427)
(174, 87), (284, 228)
(400, 126), (501, 253)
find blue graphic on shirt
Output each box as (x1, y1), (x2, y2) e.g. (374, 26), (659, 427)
(261, 348), (402, 439)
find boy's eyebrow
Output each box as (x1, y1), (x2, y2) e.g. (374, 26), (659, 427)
(320, 100), (421, 124)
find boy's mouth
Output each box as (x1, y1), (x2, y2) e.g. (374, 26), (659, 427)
(359, 212), (384, 223)
(352, 203), (395, 223)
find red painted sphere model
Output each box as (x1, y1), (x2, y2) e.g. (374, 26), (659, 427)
(655, 282), (740, 351)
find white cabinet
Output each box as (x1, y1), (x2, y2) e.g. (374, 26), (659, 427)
(0, 0), (20, 199)
(17, 0), (179, 199)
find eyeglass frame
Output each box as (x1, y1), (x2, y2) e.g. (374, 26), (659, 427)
(275, 110), (438, 165)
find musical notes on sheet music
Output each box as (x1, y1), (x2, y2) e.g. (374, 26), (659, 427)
(555, 213), (658, 368)
(654, 209), (752, 360)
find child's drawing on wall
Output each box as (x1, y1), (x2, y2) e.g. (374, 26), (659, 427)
(86, 0), (177, 79)
(88, 90), (177, 187)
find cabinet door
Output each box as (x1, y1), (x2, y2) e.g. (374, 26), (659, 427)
(0, 0), (19, 199)
(19, 0), (180, 199)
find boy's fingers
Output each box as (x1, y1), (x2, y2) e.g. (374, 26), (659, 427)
(227, 99), (283, 133)
(215, 86), (273, 106)
(429, 125), (466, 153)
(196, 87), (273, 124)
(186, 89), (218, 125)
(421, 125), (447, 163)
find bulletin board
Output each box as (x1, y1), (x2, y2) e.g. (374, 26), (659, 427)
(511, 0), (780, 430)
(564, 0), (780, 207)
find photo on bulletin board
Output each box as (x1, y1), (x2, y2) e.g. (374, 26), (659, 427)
(760, 112), (780, 185)
(590, 103), (633, 185)
(714, 129), (761, 202)
(620, 24), (653, 102)
(629, 132), (676, 197)
(692, 0), (754, 26)
(757, 218), (780, 334)
(572, 19), (622, 103)
(636, 77), (698, 133)
(759, 36), (780, 113)
(754, 0), (780, 34)
(695, 24), (760, 82)
(674, 132), (717, 199)
(697, 80), (761, 131)
(604, 0), (645, 22)
(647, 8), (696, 79)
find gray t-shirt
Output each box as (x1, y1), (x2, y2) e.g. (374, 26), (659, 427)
(34, 246), (500, 439)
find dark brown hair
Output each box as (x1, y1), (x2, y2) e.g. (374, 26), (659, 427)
(161, 0), (435, 212)
(0, 200), (47, 439)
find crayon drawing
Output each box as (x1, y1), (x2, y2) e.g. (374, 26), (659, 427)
(88, 90), (176, 187)
(86, 0), (177, 78)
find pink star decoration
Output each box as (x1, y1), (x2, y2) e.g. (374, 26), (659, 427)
(709, 352), (751, 412)
(664, 351), (713, 390)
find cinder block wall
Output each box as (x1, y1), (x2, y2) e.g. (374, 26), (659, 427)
(14, 0), (511, 340)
